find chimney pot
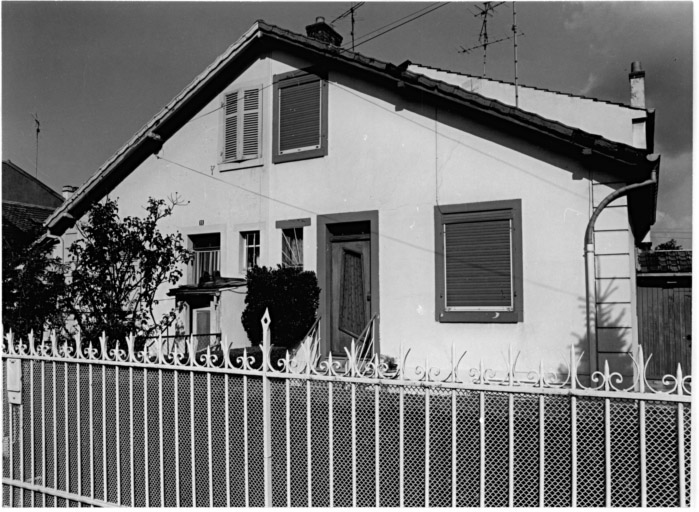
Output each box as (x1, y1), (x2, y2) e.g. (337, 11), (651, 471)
(629, 61), (646, 109)
(306, 17), (343, 46)
(62, 185), (77, 200)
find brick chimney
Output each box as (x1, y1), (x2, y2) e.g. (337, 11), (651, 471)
(629, 61), (646, 109)
(305, 16), (343, 46)
(62, 185), (77, 200)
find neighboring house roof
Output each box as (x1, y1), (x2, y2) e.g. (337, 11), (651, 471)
(638, 251), (692, 274)
(3, 201), (58, 232)
(2, 160), (64, 207)
(44, 20), (659, 236)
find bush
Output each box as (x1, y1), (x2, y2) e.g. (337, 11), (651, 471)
(241, 265), (320, 350)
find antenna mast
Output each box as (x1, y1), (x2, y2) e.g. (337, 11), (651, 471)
(513, 2), (519, 107)
(32, 113), (40, 177)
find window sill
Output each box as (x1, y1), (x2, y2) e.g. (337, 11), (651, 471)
(437, 310), (522, 323)
(273, 147), (327, 164)
(219, 159), (263, 172)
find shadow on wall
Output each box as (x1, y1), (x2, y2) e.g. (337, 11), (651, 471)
(562, 282), (634, 388)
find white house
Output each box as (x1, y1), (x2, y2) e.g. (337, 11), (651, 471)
(45, 19), (660, 378)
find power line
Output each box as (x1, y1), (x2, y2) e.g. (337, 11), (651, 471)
(344, 2), (442, 46)
(348, 3), (450, 50)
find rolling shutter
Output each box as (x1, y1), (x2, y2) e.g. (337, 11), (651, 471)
(223, 86), (261, 162)
(444, 217), (513, 309)
(279, 78), (321, 153)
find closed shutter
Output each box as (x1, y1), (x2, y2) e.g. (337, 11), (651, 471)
(242, 88), (261, 159)
(223, 86), (261, 162)
(279, 78), (321, 153)
(223, 92), (238, 161)
(444, 218), (513, 309)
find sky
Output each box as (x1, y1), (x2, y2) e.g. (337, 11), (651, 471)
(1, 1), (693, 247)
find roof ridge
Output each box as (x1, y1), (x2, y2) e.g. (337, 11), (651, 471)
(2, 199), (61, 211)
(408, 62), (647, 111)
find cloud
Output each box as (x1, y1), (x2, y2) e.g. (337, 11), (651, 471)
(578, 73), (598, 96)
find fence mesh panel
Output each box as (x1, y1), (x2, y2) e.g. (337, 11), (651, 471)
(332, 383), (352, 507)
(610, 399), (640, 507)
(131, 371), (146, 507)
(269, 379), (288, 507)
(32, 362), (44, 493)
(403, 388), (426, 507)
(455, 390), (480, 507)
(378, 385), (400, 506)
(513, 393), (539, 507)
(429, 388), (453, 507)
(484, 392), (509, 506)
(192, 373), (209, 507)
(79, 365), (92, 499)
(2, 352), (692, 508)
(227, 375), (246, 507)
(146, 370), (162, 506)
(576, 397), (605, 507)
(176, 372), (193, 507)
(356, 383), (377, 507)
(685, 406), (691, 506)
(310, 381), (330, 507)
(544, 395), (571, 506)
(646, 401), (679, 507)
(161, 370), (178, 507)
(210, 373), (228, 507)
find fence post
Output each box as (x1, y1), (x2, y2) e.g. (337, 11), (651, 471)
(261, 309), (273, 507)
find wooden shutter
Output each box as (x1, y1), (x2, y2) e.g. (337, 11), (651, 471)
(223, 86), (261, 162)
(241, 88), (261, 159)
(444, 217), (513, 309)
(279, 78), (321, 153)
(223, 92), (238, 161)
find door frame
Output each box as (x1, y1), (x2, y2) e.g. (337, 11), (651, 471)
(317, 210), (380, 358)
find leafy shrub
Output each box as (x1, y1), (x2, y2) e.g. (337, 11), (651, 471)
(241, 265), (320, 349)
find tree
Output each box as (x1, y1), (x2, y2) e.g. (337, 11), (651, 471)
(241, 265), (320, 349)
(2, 226), (67, 339)
(654, 238), (683, 250)
(64, 196), (192, 349)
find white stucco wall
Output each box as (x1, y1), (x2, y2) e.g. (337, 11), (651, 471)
(67, 50), (640, 376)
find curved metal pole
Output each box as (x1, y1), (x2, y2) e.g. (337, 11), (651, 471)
(583, 154), (658, 377)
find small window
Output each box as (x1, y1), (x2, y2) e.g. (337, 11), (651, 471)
(282, 228), (303, 269)
(241, 231), (260, 271)
(222, 86), (262, 164)
(273, 70), (328, 163)
(190, 233), (220, 284)
(434, 200), (523, 323)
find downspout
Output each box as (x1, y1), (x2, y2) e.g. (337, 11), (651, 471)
(584, 154), (659, 376)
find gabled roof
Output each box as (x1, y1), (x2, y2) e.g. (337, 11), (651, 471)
(638, 250), (692, 274)
(44, 20), (658, 236)
(2, 160), (64, 206)
(2, 201), (58, 241)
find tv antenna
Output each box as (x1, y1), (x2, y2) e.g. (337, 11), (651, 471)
(459, 2), (524, 106)
(32, 113), (40, 177)
(332, 2), (365, 51)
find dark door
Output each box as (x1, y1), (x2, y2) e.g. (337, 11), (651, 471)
(330, 237), (371, 356)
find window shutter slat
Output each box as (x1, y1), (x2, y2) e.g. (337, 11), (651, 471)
(223, 87), (261, 162)
(445, 219), (512, 308)
(279, 80), (321, 152)
(223, 92), (239, 161)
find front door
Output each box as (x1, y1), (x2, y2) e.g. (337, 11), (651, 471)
(329, 231), (371, 356)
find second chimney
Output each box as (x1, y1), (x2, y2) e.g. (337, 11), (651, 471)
(305, 16), (343, 46)
(629, 61), (646, 109)
(62, 185), (77, 200)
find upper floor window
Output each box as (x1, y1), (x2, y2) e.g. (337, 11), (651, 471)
(221, 85), (262, 165)
(241, 230), (260, 271)
(434, 200), (523, 323)
(190, 233), (220, 284)
(273, 70), (328, 163)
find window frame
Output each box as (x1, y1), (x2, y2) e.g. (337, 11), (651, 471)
(434, 199), (523, 323)
(190, 233), (221, 284)
(240, 230), (261, 271)
(218, 82), (263, 172)
(272, 69), (328, 164)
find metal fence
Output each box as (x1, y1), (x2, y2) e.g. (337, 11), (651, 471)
(1, 314), (691, 507)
